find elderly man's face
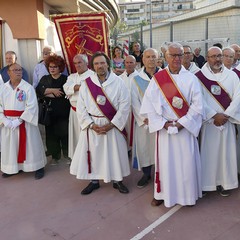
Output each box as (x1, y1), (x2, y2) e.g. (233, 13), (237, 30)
(182, 47), (193, 65)
(166, 46), (183, 72)
(231, 45), (240, 61)
(5, 53), (16, 66)
(73, 56), (88, 74)
(207, 48), (223, 71)
(142, 49), (157, 69)
(8, 63), (22, 81)
(42, 48), (53, 62)
(125, 56), (136, 74)
(223, 49), (234, 69)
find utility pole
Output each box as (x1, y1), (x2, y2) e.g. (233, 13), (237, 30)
(149, 0), (152, 47)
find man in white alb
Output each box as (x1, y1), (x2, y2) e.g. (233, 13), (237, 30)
(63, 54), (94, 160)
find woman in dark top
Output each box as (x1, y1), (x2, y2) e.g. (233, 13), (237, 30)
(36, 55), (70, 164)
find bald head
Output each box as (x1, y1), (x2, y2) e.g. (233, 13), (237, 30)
(124, 55), (136, 74)
(206, 47), (223, 73)
(142, 48), (158, 71)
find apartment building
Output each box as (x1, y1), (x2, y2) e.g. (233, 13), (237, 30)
(118, 0), (195, 27)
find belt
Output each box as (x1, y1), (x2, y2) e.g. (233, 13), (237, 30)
(4, 110), (26, 163)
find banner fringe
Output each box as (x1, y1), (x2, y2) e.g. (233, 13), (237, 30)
(50, 10), (110, 20)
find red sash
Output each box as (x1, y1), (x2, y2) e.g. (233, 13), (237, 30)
(233, 68), (240, 78)
(153, 69), (189, 118)
(71, 106), (76, 112)
(195, 70), (231, 110)
(4, 110), (26, 163)
(85, 77), (127, 139)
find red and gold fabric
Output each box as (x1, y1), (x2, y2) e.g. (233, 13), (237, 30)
(52, 13), (109, 74)
(154, 69), (189, 118)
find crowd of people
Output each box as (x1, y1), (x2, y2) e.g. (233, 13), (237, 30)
(0, 40), (240, 208)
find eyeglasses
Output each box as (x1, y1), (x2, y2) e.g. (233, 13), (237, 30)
(49, 66), (58, 69)
(223, 55), (234, 59)
(10, 69), (22, 73)
(168, 54), (184, 59)
(208, 54), (223, 59)
(184, 52), (192, 55)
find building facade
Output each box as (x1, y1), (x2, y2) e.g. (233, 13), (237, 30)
(118, 0), (240, 56)
(119, 0), (195, 27)
(0, 0), (119, 83)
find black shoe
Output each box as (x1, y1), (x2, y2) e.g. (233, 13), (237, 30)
(151, 198), (164, 206)
(81, 182), (100, 195)
(113, 181), (129, 194)
(137, 174), (151, 188)
(217, 185), (230, 197)
(35, 168), (45, 180)
(202, 191), (207, 197)
(52, 152), (61, 160)
(2, 173), (16, 178)
(45, 151), (51, 157)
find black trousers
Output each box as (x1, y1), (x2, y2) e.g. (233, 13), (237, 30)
(45, 118), (68, 159)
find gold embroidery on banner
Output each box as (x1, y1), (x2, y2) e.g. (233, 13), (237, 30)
(65, 24), (104, 55)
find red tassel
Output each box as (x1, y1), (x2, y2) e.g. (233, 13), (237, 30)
(155, 172), (161, 193)
(87, 150), (91, 173)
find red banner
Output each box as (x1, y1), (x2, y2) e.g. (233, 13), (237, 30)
(0, 20), (3, 69)
(52, 13), (109, 74)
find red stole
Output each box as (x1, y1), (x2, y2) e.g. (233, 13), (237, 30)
(4, 110), (26, 163)
(195, 70), (231, 110)
(71, 106), (76, 112)
(233, 68), (240, 78)
(153, 69), (190, 193)
(153, 69), (189, 118)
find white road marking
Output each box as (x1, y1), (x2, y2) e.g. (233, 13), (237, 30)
(130, 205), (182, 240)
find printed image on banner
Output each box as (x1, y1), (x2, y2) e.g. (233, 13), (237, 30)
(52, 12), (109, 74)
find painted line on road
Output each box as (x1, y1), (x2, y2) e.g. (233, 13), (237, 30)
(130, 205), (182, 240)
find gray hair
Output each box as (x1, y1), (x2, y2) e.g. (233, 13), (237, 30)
(222, 47), (235, 55)
(42, 45), (55, 53)
(182, 45), (193, 52)
(166, 42), (184, 53)
(5, 51), (17, 57)
(143, 48), (158, 57)
(73, 54), (88, 64)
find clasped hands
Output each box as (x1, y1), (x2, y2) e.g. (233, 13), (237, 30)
(91, 123), (114, 135)
(164, 121), (183, 131)
(213, 113), (229, 126)
(3, 118), (23, 130)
